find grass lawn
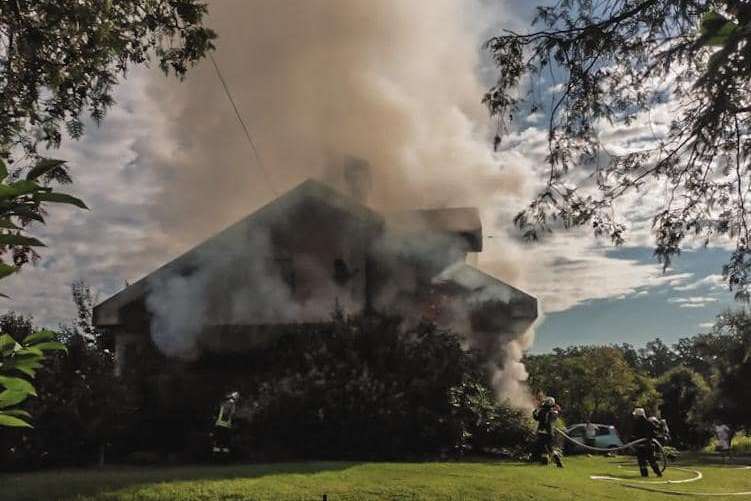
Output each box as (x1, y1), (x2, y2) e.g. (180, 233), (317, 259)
(3, 454), (751, 501)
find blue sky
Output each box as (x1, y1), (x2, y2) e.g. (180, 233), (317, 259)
(533, 247), (736, 353)
(4, 0), (745, 355)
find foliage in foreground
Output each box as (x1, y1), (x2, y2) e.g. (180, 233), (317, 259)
(0, 156), (87, 274)
(0, 1), (215, 268)
(485, 1), (751, 299)
(0, 0), (216, 435)
(0, 283), (132, 469)
(0, 316), (64, 429)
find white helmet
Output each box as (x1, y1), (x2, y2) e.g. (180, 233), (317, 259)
(543, 396), (556, 406)
(633, 407), (646, 418)
(227, 391), (239, 401)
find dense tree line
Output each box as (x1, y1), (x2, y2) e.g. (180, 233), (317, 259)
(525, 310), (751, 449)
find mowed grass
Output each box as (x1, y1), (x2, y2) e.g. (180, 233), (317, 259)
(3, 455), (751, 501)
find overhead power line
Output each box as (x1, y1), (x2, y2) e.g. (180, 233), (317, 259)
(208, 52), (278, 197)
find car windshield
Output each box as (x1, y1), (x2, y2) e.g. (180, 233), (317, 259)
(568, 427), (584, 437)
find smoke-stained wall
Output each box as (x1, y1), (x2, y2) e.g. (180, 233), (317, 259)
(139, 0), (539, 406)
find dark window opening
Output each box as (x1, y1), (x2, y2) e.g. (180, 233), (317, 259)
(334, 258), (358, 286)
(275, 257), (296, 293)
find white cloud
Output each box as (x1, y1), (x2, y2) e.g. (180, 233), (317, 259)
(674, 274), (726, 291)
(479, 225), (694, 313)
(667, 296), (720, 308)
(3, 67), (178, 327)
(667, 296), (719, 304)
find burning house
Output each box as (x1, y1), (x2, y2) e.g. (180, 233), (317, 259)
(93, 169), (537, 412)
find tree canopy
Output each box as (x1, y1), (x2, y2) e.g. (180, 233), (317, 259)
(0, 0), (215, 269)
(1, 0), (215, 164)
(485, 1), (751, 298)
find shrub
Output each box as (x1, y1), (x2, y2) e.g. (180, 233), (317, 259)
(448, 381), (534, 457)
(232, 314), (531, 460)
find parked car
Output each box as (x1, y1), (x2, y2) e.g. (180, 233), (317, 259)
(563, 423), (623, 454)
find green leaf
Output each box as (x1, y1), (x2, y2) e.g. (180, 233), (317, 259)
(700, 11), (739, 46)
(23, 329), (57, 345)
(26, 158), (66, 181)
(0, 376), (37, 397)
(14, 346), (43, 358)
(0, 390), (29, 409)
(0, 334), (19, 355)
(0, 218), (21, 230)
(0, 180), (41, 200)
(7, 207), (44, 223)
(0, 263), (17, 280)
(31, 341), (66, 353)
(33, 192), (88, 210)
(0, 159), (7, 182)
(0, 234), (45, 247)
(1, 408), (31, 419)
(10, 361), (40, 378)
(0, 413), (32, 428)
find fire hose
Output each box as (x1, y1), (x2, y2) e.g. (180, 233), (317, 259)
(555, 427), (751, 496)
(554, 427), (668, 472)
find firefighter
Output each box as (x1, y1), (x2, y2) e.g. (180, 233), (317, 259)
(649, 416), (670, 444)
(532, 396), (563, 468)
(212, 391), (239, 455)
(632, 408), (662, 477)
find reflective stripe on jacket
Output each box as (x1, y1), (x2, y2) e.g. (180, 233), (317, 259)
(215, 401), (235, 428)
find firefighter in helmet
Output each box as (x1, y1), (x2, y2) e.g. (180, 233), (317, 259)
(532, 396), (564, 467)
(212, 391), (239, 455)
(632, 408), (662, 477)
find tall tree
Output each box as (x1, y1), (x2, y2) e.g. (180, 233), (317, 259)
(703, 309), (751, 430)
(525, 346), (660, 430)
(0, 0), (215, 269)
(655, 366), (711, 448)
(486, 1), (751, 298)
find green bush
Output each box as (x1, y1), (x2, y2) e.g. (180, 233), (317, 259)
(448, 381), (535, 457)
(703, 433), (751, 454)
(232, 314), (532, 460)
(0, 284), (135, 470)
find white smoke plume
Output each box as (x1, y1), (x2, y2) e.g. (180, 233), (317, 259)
(143, 0), (538, 404)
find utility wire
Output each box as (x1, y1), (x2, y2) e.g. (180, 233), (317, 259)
(208, 52), (278, 197)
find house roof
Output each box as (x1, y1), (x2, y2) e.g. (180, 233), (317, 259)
(386, 207), (482, 251)
(93, 179), (384, 327)
(431, 262), (538, 321)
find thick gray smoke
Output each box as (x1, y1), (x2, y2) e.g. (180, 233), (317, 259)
(144, 0), (539, 406)
(145, 230), (299, 358)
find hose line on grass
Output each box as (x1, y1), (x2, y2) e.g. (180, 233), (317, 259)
(553, 427), (653, 454)
(554, 427), (751, 497)
(554, 427), (668, 473)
